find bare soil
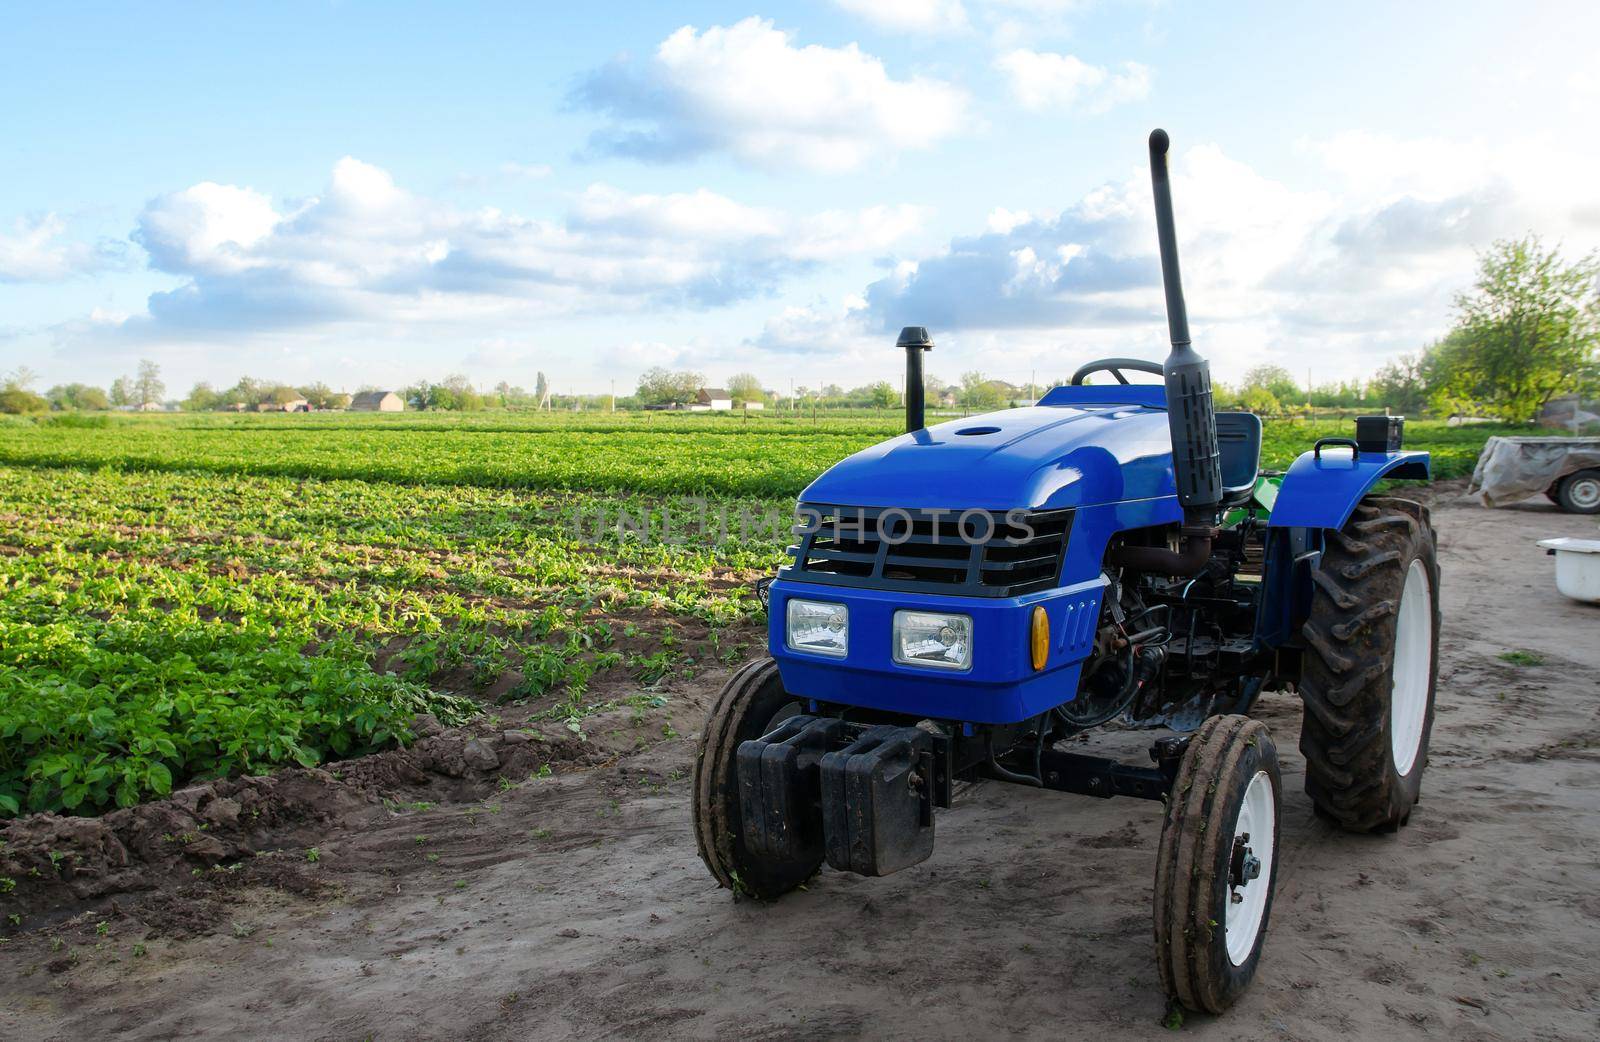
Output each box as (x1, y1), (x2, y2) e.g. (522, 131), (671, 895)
(4, 491), (1599, 1041)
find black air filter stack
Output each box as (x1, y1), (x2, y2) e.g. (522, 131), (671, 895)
(1147, 129), (1222, 522)
(899, 326), (932, 433)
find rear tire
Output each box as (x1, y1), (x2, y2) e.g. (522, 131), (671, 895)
(692, 657), (819, 899)
(1299, 495), (1440, 832)
(1155, 715), (1282, 1014)
(1555, 469), (1600, 514)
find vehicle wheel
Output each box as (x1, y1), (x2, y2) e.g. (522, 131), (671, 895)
(1299, 495), (1440, 832)
(1154, 714), (1282, 1014)
(1555, 469), (1600, 514)
(692, 657), (818, 899)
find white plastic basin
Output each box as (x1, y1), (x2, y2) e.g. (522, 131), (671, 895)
(1537, 537), (1600, 604)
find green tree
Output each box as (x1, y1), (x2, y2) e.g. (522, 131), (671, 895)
(1367, 352), (1431, 416)
(221, 377), (268, 407)
(109, 375), (132, 407)
(0, 368), (48, 414)
(77, 386), (110, 410)
(298, 382), (336, 410)
(868, 380), (897, 409)
(404, 381), (436, 410)
(728, 372), (764, 405)
(1236, 386), (1281, 416)
(1431, 236), (1600, 421)
(959, 371), (1005, 411)
(182, 382), (223, 411)
(1240, 364), (1300, 404)
(636, 367), (704, 406)
(46, 382), (110, 411)
(134, 359), (165, 408)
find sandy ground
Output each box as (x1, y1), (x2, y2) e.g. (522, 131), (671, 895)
(3, 493), (1599, 1041)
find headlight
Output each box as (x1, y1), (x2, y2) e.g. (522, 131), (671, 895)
(786, 598), (849, 657)
(893, 610), (973, 671)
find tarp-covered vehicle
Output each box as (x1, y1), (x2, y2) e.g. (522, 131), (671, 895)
(1468, 436), (1600, 513)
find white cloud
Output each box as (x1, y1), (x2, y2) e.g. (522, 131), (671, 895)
(571, 17), (971, 172)
(0, 214), (125, 282)
(995, 50), (1151, 113)
(134, 182), (284, 275)
(831, 0), (969, 35)
(860, 134), (1600, 383)
(115, 158), (924, 338)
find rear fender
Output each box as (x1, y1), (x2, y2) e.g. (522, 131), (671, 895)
(1266, 447), (1430, 531)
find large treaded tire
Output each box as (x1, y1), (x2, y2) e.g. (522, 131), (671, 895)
(692, 657), (819, 899)
(1155, 714), (1282, 1014)
(1299, 495), (1440, 833)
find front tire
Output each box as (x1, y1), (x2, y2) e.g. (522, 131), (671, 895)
(1555, 469), (1600, 514)
(1299, 495), (1440, 832)
(692, 657), (819, 899)
(1155, 715), (1283, 1014)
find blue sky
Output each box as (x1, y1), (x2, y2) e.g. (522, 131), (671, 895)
(4, 1), (1599, 397)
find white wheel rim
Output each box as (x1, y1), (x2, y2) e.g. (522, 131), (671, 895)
(1390, 558), (1432, 777)
(1225, 769), (1275, 966)
(1570, 478), (1600, 509)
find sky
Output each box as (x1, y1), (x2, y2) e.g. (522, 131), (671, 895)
(4, 0), (1600, 399)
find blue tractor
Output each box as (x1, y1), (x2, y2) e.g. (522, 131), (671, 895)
(692, 130), (1440, 1014)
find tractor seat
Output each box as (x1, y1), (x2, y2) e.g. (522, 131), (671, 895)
(1214, 411), (1263, 508)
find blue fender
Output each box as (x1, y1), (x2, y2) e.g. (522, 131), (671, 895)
(1267, 445), (1430, 531)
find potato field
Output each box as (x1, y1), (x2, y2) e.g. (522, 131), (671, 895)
(0, 412), (1506, 822)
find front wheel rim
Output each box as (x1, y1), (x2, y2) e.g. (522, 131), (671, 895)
(1569, 478), (1600, 509)
(1390, 558), (1433, 776)
(1225, 769), (1275, 966)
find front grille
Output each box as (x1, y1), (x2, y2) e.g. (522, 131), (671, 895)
(780, 505), (1073, 597)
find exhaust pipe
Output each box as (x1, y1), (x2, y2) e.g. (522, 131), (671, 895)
(1108, 130), (1222, 577)
(1147, 129), (1222, 523)
(898, 325), (932, 433)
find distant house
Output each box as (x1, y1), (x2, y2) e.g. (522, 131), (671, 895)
(256, 399), (309, 413)
(350, 391), (404, 412)
(692, 388), (733, 412)
(740, 400), (765, 410)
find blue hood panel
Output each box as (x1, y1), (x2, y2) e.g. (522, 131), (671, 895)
(801, 405), (1180, 511)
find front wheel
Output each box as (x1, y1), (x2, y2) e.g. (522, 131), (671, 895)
(1154, 715), (1283, 1014)
(692, 657), (819, 899)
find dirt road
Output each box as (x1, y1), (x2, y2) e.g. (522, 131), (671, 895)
(4, 494), (1599, 1041)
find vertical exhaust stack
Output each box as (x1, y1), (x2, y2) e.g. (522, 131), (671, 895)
(1148, 129), (1222, 526)
(899, 326), (933, 433)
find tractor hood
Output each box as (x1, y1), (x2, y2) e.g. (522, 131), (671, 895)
(801, 403), (1180, 511)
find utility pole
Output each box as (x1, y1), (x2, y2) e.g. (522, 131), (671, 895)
(610, 379), (615, 413)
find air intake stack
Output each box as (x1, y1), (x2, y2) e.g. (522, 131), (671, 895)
(899, 326), (933, 433)
(1148, 129), (1222, 525)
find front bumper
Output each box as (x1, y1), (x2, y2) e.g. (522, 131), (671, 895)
(768, 576), (1106, 725)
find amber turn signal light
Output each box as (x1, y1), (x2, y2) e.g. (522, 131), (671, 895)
(1030, 605), (1049, 671)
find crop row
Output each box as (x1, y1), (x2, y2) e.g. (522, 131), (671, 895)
(0, 466), (780, 817)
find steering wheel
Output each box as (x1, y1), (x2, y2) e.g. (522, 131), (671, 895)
(1071, 358), (1164, 385)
